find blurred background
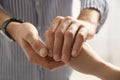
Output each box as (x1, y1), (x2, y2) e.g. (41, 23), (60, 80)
(70, 0), (120, 80)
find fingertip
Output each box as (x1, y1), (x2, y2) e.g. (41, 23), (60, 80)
(62, 54), (69, 63)
(48, 50), (53, 57)
(71, 50), (78, 57)
(39, 48), (48, 57)
(54, 55), (61, 61)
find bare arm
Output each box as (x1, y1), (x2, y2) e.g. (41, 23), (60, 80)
(66, 43), (120, 80)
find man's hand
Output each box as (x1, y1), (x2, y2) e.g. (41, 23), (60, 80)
(6, 22), (64, 70)
(44, 16), (97, 62)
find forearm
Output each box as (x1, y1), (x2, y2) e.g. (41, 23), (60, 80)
(80, 0), (109, 33)
(0, 8), (22, 41)
(66, 43), (120, 80)
(78, 8), (100, 27)
(0, 8), (10, 26)
(98, 61), (120, 80)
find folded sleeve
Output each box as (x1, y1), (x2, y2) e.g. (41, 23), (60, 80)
(80, 0), (109, 33)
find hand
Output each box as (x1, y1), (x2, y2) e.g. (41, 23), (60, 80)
(44, 16), (96, 62)
(38, 56), (64, 70)
(6, 22), (64, 70)
(65, 43), (120, 80)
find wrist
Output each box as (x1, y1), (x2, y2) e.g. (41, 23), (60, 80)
(102, 62), (120, 80)
(0, 18), (24, 41)
(96, 61), (120, 80)
(78, 8), (100, 35)
(78, 8), (100, 26)
(7, 22), (23, 41)
(78, 8), (100, 39)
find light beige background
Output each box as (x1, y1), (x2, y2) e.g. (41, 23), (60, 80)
(70, 0), (120, 80)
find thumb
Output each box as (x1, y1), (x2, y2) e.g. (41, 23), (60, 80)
(27, 34), (48, 57)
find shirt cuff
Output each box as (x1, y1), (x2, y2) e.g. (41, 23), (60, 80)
(80, 0), (109, 33)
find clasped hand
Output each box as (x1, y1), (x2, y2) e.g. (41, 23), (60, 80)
(44, 16), (95, 62)
(7, 16), (96, 70)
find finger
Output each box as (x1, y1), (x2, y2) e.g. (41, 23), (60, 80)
(26, 33), (48, 57)
(53, 16), (72, 61)
(62, 22), (80, 62)
(72, 26), (88, 57)
(20, 40), (43, 64)
(41, 56), (65, 70)
(19, 39), (64, 70)
(44, 16), (64, 57)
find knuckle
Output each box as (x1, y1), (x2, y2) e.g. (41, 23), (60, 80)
(65, 30), (74, 38)
(87, 33), (94, 39)
(77, 32), (84, 41)
(65, 16), (72, 20)
(44, 30), (55, 39)
(55, 16), (64, 20)
(64, 16), (73, 23)
(71, 21), (80, 26)
(55, 30), (64, 37)
(72, 21), (77, 24)
(49, 30), (55, 36)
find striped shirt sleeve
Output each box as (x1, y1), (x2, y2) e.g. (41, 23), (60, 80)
(0, 3), (8, 14)
(80, 0), (109, 33)
(0, 3), (4, 10)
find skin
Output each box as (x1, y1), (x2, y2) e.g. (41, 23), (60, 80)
(44, 8), (100, 62)
(0, 9), (64, 70)
(6, 22), (65, 70)
(66, 43), (120, 80)
(1, 7), (120, 80)
(0, 8), (99, 69)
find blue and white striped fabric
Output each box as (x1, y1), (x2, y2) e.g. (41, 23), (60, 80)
(0, 0), (108, 80)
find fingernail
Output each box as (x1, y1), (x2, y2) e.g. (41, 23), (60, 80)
(54, 55), (61, 61)
(62, 54), (69, 62)
(39, 48), (47, 57)
(62, 55), (67, 59)
(71, 50), (77, 57)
